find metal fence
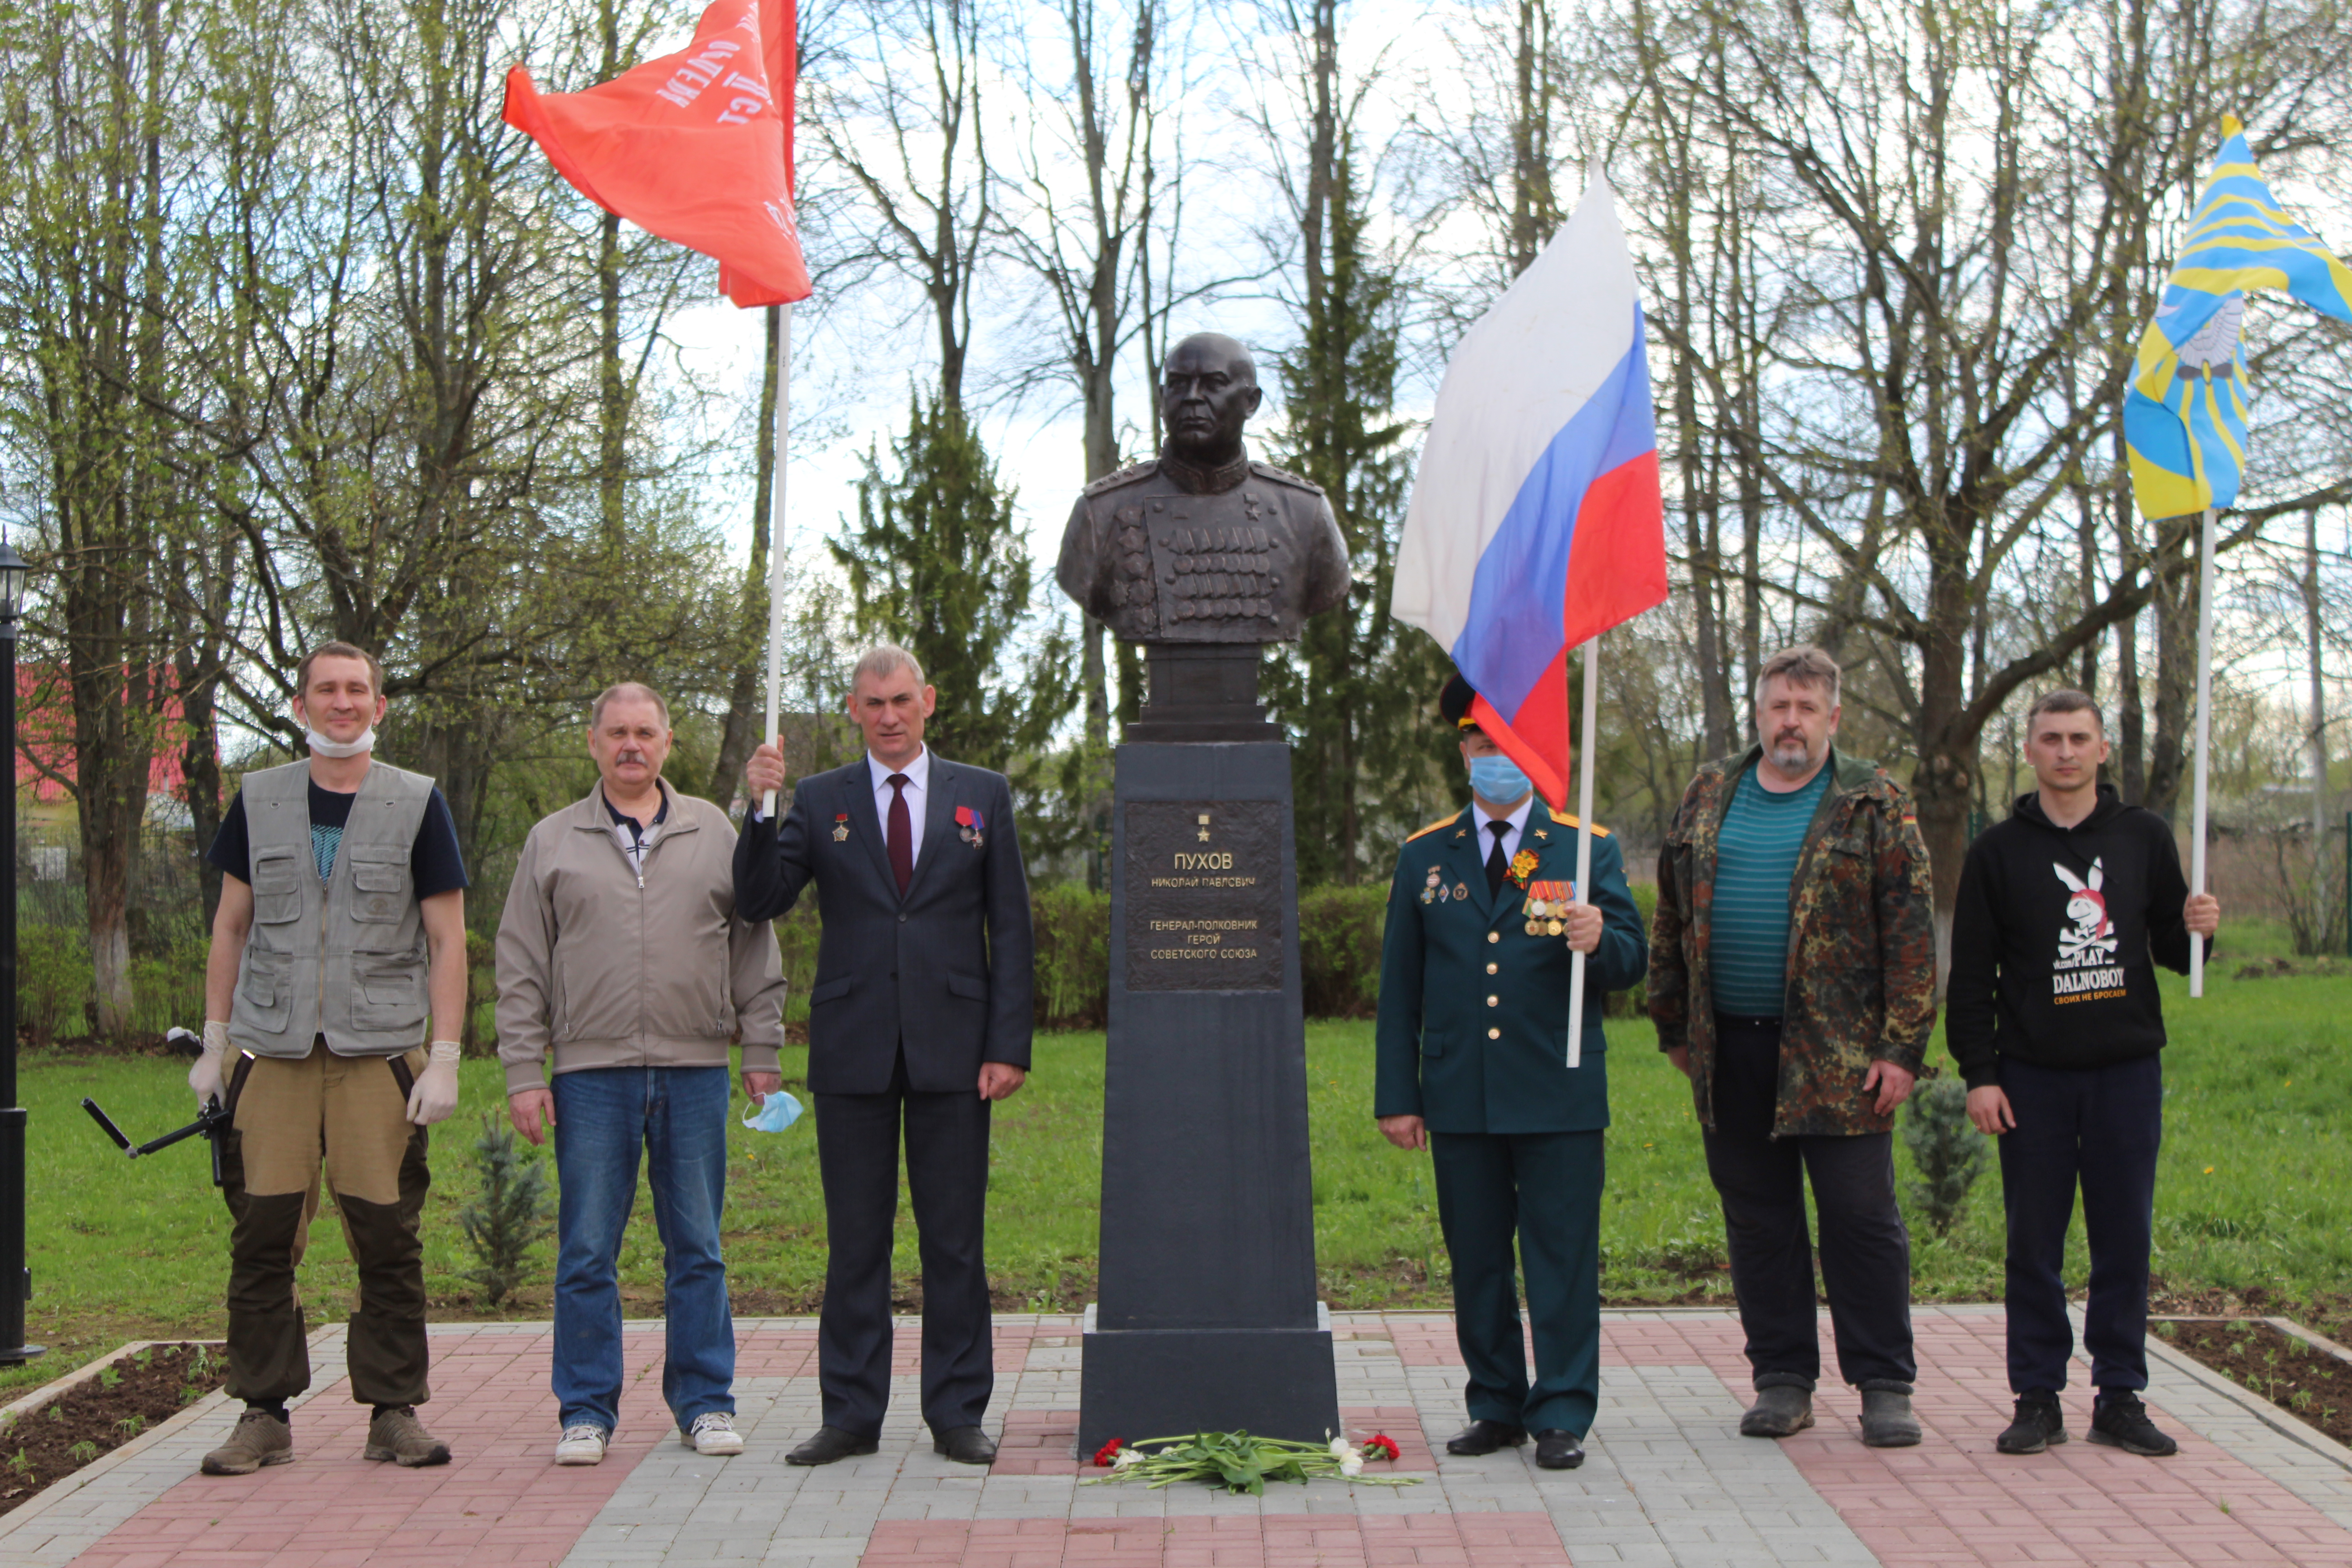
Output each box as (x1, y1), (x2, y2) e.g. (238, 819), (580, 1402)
(17, 827), (211, 1042)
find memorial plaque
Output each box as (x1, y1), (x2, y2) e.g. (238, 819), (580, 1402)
(1123, 799), (1284, 991)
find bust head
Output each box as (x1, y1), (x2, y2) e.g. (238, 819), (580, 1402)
(1160, 333), (1262, 467)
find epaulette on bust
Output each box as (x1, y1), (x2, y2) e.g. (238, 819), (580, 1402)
(1084, 461), (1158, 496)
(1546, 808), (1611, 837)
(1405, 813), (1458, 843)
(1248, 460), (1323, 494)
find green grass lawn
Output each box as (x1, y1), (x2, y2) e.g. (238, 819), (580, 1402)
(12, 919), (2348, 1397)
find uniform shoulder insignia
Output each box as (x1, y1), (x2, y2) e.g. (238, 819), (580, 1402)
(1404, 814), (1458, 843)
(1248, 459), (1323, 495)
(1083, 460), (1157, 497)
(1545, 808), (1611, 837)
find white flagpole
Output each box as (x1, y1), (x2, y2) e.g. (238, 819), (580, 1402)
(1565, 635), (1602, 1068)
(2189, 505), (2215, 997)
(759, 299), (795, 818)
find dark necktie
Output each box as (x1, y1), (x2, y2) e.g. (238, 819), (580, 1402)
(886, 774), (913, 896)
(1485, 819), (1510, 897)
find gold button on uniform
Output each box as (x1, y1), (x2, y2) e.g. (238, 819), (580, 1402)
(1485, 962), (1498, 975)
(1486, 995), (1499, 1006)
(1486, 931), (1499, 944)
(1487, 1026), (1501, 1039)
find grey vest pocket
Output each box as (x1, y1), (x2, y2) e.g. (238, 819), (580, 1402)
(352, 953), (427, 1032)
(348, 848), (412, 922)
(239, 951), (293, 1032)
(251, 848), (304, 925)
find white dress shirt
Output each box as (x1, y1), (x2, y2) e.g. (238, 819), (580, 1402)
(868, 746), (931, 865)
(1473, 791), (1536, 869)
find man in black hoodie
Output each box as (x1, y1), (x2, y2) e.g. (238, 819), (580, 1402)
(1948, 690), (2219, 1459)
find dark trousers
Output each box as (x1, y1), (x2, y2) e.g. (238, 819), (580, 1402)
(813, 1048), (994, 1438)
(1702, 1016), (1916, 1391)
(1431, 1130), (1604, 1436)
(219, 1041), (432, 1407)
(1998, 1053), (2162, 1397)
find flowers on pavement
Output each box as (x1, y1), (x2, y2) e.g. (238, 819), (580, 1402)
(1083, 1430), (1416, 1494)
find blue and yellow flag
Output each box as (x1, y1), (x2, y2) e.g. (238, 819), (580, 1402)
(2124, 116), (2352, 519)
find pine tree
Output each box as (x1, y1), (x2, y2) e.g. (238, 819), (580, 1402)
(1901, 1077), (1989, 1238)
(457, 1112), (556, 1308)
(830, 395), (1076, 779)
(1266, 146), (1450, 884)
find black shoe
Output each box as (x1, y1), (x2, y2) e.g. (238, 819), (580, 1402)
(1532, 1429), (1584, 1470)
(1444, 1419), (1529, 1455)
(2088, 1392), (2177, 1457)
(932, 1426), (997, 1465)
(1739, 1386), (1814, 1438)
(786, 1425), (880, 1465)
(1996, 1393), (2068, 1455)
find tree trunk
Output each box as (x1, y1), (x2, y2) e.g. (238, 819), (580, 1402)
(709, 304), (783, 808)
(1909, 539), (1976, 979)
(2144, 514), (2196, 820)
(2306, 507), (2328, 942)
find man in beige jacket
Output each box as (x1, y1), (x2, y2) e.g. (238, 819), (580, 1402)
(498, 682), (788, 1466)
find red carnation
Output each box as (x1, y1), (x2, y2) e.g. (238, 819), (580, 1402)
(1363, 1433), (1401, 1461)
(1092, 1437), (1123, 1466)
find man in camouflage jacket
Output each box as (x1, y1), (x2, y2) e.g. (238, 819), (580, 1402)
(1649, 646), (1937, 1449)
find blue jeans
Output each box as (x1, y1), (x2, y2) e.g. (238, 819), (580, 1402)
(550, 1066), (735, 1433)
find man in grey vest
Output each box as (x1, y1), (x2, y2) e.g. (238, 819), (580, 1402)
(187, 642), (471, 1475)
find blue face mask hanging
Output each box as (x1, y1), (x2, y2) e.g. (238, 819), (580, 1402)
(741, 1090), (804, 1133)
(1468, 754), (1533, 804)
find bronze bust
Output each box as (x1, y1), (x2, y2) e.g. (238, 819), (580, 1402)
(1056, 333), (1351, 645)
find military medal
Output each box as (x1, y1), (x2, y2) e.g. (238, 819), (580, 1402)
(1421, 867), (1442, 904)
(832, 813), (850, 842)
(1525, 880), (1573, 937)
(956, 804), (985, 848)
(1452, 882), (1469, 902)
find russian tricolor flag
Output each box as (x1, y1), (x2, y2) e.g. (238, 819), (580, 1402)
(1393, 173), (1668, 809)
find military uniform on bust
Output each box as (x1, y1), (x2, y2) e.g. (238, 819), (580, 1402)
(1056, 450), (1351, 645)
(1372, 674), (1649, 1471)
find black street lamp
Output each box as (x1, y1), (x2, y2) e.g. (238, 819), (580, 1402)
(0, 536), (41, 1365)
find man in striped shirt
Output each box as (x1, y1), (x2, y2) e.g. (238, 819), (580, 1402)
(1649, 646), (1939, 1449)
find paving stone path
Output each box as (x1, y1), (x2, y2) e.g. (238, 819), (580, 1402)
(5, 1307), (2350, 1567)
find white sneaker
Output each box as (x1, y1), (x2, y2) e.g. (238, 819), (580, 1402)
(554, 1424), (610, 1465)
(685, 1412), (745, 1456)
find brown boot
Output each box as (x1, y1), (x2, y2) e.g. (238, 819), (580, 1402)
(365, 1405), (451, 1467)
(201, 1408), (294, 1475)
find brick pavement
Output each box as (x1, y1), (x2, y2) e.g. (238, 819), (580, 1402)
(4, 1308), (2351, 1566)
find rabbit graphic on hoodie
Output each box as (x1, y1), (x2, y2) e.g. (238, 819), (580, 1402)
(1945, 784), (2196, 1089)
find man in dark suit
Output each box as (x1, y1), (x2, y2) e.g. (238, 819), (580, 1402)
(1373, 673), (1648, 1470)
(735, 644), (1034, 1467)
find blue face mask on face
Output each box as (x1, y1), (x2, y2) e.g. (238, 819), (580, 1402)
(1467, 753), (1533, 804)
(741, 1090), (804, 1133)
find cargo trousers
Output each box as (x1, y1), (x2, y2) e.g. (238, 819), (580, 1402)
(218, 1039), (434, 1406)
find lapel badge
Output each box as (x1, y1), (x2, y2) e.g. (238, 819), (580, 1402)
(832, 813), (850, 842)
(956, 804), (985, 848)
(1452, 882), (1470, 902)
(1534, 827), (1549, 840)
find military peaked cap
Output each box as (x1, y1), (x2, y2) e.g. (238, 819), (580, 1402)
(1440, 671), (1481, 730)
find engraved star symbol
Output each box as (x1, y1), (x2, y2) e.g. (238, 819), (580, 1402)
(1197, 812), (1212, 843)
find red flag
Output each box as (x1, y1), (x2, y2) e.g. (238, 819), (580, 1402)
(503, 0), (809, 307)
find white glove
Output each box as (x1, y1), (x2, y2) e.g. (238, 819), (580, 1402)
(406, 1040), (462, 1126)
(191, 1020), (230, 1107)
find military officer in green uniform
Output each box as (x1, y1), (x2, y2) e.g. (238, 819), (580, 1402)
(1374, 673), (1648, 1470)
